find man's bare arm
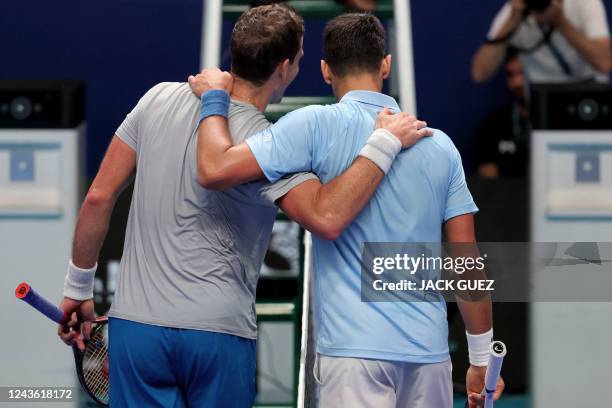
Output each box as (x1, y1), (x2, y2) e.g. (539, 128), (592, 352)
(196, 115), (264, 190)
(444, 214), (504, 407)
(537, 0), (612, 74)
(472, 0), (525, 83)
(445, 214), (492, 334)
(278, 157), (382, 240)
(187, 69), (262, 189)
(72, 136), (136, 267)
(556, 19), (611, 74)
(58, 135), (136, 350)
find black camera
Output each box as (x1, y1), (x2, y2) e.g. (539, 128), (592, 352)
(526, 0), (551, 12)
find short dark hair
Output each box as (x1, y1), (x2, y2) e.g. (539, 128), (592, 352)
(231, 4), (304, 85)
(323, 13), (386, 78)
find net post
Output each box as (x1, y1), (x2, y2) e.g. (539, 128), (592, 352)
(296, 231), (313, 408)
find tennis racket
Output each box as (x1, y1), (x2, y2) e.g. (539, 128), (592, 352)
(483, 341), (506, 408)
(464, 340), (507, 408)
(15, 282), (109, 407)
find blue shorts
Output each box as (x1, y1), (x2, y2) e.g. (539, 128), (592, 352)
(108, 317), (256, 407)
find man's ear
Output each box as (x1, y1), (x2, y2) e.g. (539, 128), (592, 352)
(320, 60), (333, 85)
(381, 54), (392, 80)
(278, 59), (291, 82)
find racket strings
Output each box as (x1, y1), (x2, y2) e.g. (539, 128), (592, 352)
(84, 346), (108, 397)
(82, 325), (109, 402)
(84, 343), (107, 396)
(83, 343), (108, 399)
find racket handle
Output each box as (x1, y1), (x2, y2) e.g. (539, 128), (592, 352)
(483, 341), (506, 408)
(15, 282), (68, 324)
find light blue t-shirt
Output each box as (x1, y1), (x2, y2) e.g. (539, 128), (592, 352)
(246, 90), (478, 363)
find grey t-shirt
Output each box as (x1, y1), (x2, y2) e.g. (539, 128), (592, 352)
(108, 82), (316, 339)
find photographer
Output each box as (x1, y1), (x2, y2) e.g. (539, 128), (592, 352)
(472, 0), (611, 83)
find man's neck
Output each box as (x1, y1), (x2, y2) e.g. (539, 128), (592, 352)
(230, 77), (273, 113)
(332, 74), (383, 101)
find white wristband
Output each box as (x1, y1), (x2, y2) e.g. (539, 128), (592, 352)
(63, 259), (97, 301)
(466, 328), (493, 366)
(358, 128), (402, 174)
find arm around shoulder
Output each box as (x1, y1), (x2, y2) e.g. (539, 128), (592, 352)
(195, 90), (265, 190)
(278, 179), (344, 241)
(278, 157), (384, 241)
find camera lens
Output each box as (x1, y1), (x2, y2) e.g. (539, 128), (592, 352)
(10, 97), (32, 120)
(578, 98), (599, 122)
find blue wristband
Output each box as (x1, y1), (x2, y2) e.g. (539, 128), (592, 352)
(199, 89), (230, 123)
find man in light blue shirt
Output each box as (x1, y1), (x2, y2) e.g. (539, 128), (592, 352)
(243, 89), (474, 360)
(190, 12), (504, 408)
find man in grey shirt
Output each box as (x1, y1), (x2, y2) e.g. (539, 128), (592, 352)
(56, 4), (430, 407)
(108, 82), (315, 339)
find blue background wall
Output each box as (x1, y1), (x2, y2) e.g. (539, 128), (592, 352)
(1, 0), (611, 176)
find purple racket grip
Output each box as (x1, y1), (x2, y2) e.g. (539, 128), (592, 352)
(15, 282), (67, 324)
